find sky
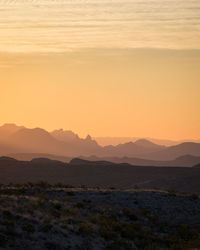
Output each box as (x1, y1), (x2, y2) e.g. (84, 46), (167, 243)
(0, 0), (200, 139)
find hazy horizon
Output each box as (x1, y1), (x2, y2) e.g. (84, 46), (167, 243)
(0, 2), (200, 247)
(0, 123), (199, 145)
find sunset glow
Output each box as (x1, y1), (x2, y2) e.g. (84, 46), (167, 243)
(0, 0), (200, 140)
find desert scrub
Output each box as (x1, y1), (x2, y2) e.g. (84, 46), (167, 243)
(189, 193), (199, 199)
(50, 208), (62, 218)
(74, 201), (91, 209)
(34, 181), (51, 189)
(78, 222), (94, 236)
(53, 203), (62, 210)
(171, 224), (199, 241)
(76, 241), (93, 250)
(123, 208), (138, 221)
(67, 191), (75, 196)
(39, 222), (53, 233)
(167, 188), (177, 196)
(38, 194), (49, 202)
(2, 210), (13, 218)
(0, 185), (200, 250)
(0, 234), (7, 247)
(44, 241), (63, 250)
(136, 208), (151, 218)
(65, 207), (80, 217)
(96, 215), (122, 240)
(21, 223), (35, 233)
(105, 239), (133, 250)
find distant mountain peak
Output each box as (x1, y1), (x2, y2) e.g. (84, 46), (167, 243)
(135, 138), (153, 143)
(0, 156), (17, 162)
(0, 123), (25, 141)
(51, 129), (80, 142)
(2, 123), (18, 128)
(17, 127), (51, 137)
(0, 123), (24, 132)
(85, 135), (92, 141)
(134, 139), (164, 149)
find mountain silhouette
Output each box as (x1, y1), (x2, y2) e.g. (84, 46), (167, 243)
(0, 124), (200, 161)
(143, 142), (200, 161)
(5, 153), (200, 167)
(0, 124), (101, 156)
(51, 129), (80, 142)
(69, 158), (117, 166)
(80, 154), (200, 167)
(134, 139), (165, 149)
(0, 123), (24, 141)
(101, 140), (165, 157)
(1, 157), (200, 193)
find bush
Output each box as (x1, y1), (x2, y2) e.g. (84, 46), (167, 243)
(78, 222), (94, 236)
(74, 201), (88, 209)
(22, 223), (35, 233)
(167, 188), (177, 196)
(97, 215), (121, 240)
(54, 203), (62, 210)
(123, 208), (138, 221)
(39, 223), (53, 233)
(189, 193), (199, 199)
(105, 239), (133, 250)
(174, 224), (199, 241)
(0, 234), (7, 247)
(45, 241), (63, 250)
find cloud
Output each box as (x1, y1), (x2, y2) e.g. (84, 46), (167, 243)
(0, 0), (199, 53)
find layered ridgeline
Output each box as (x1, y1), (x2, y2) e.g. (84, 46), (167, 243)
(0, 124), (200, 165)
(0, 156), (200, 193)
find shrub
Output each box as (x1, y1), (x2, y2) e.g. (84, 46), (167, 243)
(97, 215), (121, 240)
(0, 234), (7, 247)
(67, 191), (75, 196)
(76, 241), (92, 250)
(39, 223), (53, 233)
(54, 203), (62, 210)
(175, 224), (199, 241)
(123, 208), (138, 221)
(45, 241), (63, 250)
(74, 201), (88, 209)
(167, 188), (177, 196)
(105, 239), (133, 250)
(189, 193), (199, 199)
(78, 222), (94, 236)
(22, 223), (35, 233)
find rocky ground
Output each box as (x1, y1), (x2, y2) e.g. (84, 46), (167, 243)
(0, 183), (200, 250)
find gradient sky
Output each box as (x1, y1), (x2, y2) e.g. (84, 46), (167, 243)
(0, 0), (200, 139)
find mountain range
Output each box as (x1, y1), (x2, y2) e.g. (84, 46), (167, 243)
(0, 123), (200, 163)
(1, 156), (200, 194)
(94, 136), (200, 147)
(5, 153), (200, 168)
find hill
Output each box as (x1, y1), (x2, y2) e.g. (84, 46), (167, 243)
(0, 124), (101, 156)
(7, 153), (200, 167)
(81, 154), (200, 167)
(8, 153), (72, 163)
(0, 124), (200, 160)
(1, 157), (200, 194)
(144, 142), (200, 161)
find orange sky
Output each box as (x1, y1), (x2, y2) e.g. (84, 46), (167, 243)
(0, 49), (200, 140)
(0, 0), (200, 140)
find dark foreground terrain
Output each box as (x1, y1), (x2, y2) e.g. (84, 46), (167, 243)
(1, 157), (200, 194)
(0, 184), (200, 250)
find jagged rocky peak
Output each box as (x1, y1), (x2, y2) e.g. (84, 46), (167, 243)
(85, 135), (92, 141)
